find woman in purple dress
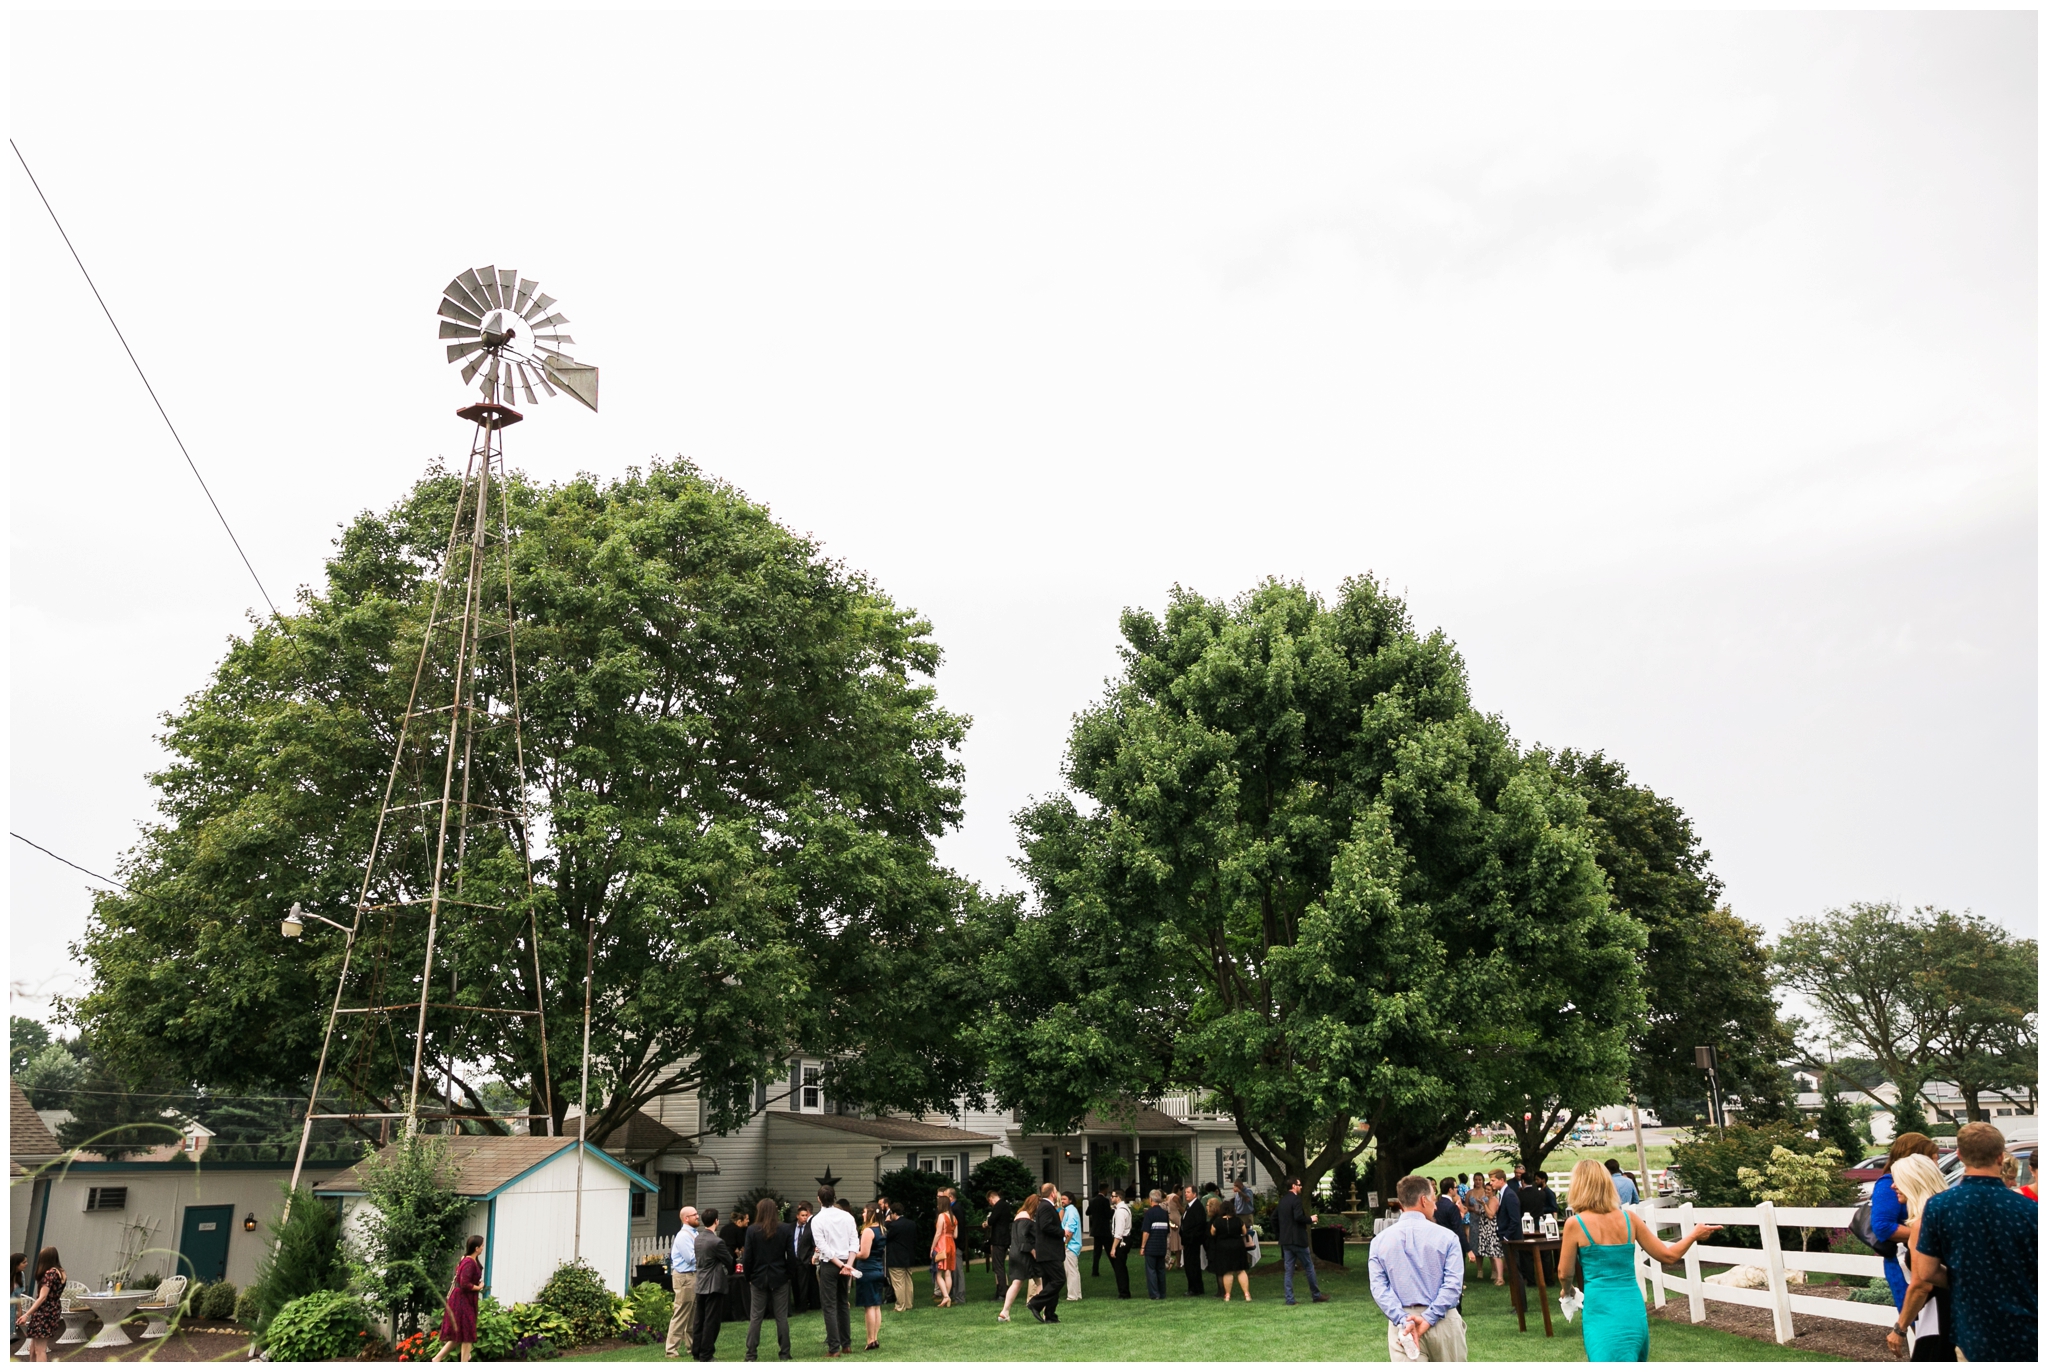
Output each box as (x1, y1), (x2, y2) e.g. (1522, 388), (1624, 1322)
(433, 1235), (486, 1362)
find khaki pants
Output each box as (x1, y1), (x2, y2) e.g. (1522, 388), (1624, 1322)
(1387, 1306), (1467, 1362)
(888, 1268), (914, 1311)
(1064, 1250), (1082, 1299)
(666, 1271), (697, 1356)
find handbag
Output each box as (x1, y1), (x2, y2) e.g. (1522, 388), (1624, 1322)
(1847, 1199), (1877, 1252)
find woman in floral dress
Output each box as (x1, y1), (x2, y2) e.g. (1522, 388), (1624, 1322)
(13, 1248), (66, 1363)
(1470, 1176), (1504, 1284)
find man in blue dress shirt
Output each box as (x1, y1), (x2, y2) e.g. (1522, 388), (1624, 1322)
(1604, 1159), (1639, 1206)
(1368, 1176), (1467, 1361)
(1896, 1122), (2037, 1362)
(664, 1206), (700, 1358)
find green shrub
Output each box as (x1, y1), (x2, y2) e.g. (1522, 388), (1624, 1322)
(200, 1279), (239, 1321)
(232, 1286), (260, 1326)
(474, 1296), (520, 1360)
(534, 1258), (618, 1346)
(508, 1301), (576, 1346)
(264, 1288), (377, 1361)
(248, 1185), (347, 1330)
(183, 1282), (205, 1316)
(350, 1133), (472, 1336)
(1849, 1283), (1894, 1305)
(630, 1280), (673, 1337)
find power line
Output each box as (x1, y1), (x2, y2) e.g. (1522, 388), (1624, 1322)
(9, 139), (281, 620)
(10, 831), (130, 894)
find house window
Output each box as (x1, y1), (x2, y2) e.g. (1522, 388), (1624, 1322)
(938, 1155), (957, 1179)
(1218, 1148), (1254, 1187)
(802, 1064), (823, 1112)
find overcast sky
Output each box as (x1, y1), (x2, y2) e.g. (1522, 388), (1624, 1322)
(9, 8), (2035, 1022)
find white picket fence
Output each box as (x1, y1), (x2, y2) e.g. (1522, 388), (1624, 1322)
(630, 1235), (673, 1270)
(1630, 1201), (1896, 1345)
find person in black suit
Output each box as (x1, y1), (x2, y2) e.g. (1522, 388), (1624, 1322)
(1025, 1184), (1067, 1322)
(983, 1189), (1011, 1299)
(1087, 1183), (1113, 1276)
(1523, 1171), (1559, 1284)
(787, 1204), (817, 1314)
(1275, 1175), (1327, 1305)
(741, 1198), (792, 1362)
(691, 1208), (734, 1362)
(1178, 1185), (1207, 1296)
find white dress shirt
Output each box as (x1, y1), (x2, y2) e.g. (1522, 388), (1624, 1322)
(808, 1204), (859, 1265)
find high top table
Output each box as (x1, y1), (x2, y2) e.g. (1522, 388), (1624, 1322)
(1502, 1237), (1564, 1337)
(76, 1290), (146, 1348)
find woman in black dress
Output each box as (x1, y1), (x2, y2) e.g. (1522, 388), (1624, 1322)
(1208, 1199), (1251, 1302)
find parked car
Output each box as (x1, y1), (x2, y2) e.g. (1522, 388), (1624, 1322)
(1940, 1118), (2036, 1190)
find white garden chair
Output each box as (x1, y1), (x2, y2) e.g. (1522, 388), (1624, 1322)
(56, 1279), (95, 1345)
(134, 1275), (188, 1339)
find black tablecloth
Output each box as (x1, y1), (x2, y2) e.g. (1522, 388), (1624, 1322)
(1309, 1226), (1347, 1266)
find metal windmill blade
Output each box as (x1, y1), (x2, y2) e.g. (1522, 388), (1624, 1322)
(438, 266), (600, 411)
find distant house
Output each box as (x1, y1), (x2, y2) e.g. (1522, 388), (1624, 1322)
(625, 1061), (1255, 1233)
(317, 1136), (654, 1303)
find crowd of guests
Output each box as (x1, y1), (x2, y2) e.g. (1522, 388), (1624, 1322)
(653, 1123), (2038, 1364)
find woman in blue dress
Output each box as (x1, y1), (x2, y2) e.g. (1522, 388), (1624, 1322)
(1868, 1133), (1937, 1308)
(1557, 1160), (1719, 1361)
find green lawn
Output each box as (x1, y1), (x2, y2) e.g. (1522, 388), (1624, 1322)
(1412, 1142), (1675, 1181)
(570, 1250), (1834, 1363)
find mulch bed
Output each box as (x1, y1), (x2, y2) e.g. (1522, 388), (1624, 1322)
(23, 1319), (255, 1361)
(1648, 1280), (1904, 1362)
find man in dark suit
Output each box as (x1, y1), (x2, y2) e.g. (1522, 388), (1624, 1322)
(1523, 1171), (1560, 1283)
(787, 1203), (817, 1314)
(1088, 1183), (1114, 1277)
(1496, 1174), (1533, 1287)
(1026, 1183), (1067, 1322)
(1178, 1185), (1208, 1296)
(1276, 1175), (1329, 1305)
(691, 1207), (734, 1362)
(983, 1189), (1011, 1299)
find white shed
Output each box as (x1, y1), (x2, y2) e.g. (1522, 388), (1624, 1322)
(317, 1136), (655, 1304)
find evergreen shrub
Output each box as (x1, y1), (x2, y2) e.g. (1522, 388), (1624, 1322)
(248, 1185), (347, 1330)
(200, 1280), (239, 1320)
(264, 1289), (376, 1362)
(535, 1259), (615, 1346)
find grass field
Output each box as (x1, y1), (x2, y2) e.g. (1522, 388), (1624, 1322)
(568, 1249), (1834, 1363)
(1411, 1141), (1675, 1182)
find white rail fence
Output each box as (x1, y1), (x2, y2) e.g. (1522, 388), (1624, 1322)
(630, 1235), (672, 1270)
(1631, 1201), (1895, 1346)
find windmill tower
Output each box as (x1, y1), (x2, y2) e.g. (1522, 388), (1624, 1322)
(289, 268), (599, 1194)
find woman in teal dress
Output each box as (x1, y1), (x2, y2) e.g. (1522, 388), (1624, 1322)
(1557, 1159), (1718, 1362)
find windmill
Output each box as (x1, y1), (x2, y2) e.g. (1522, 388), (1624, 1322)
(289, 270), (601, 1220)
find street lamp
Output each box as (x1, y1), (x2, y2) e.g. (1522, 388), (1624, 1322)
(281, 902), (353, 942)
(1694, 1046), (1724, 1132)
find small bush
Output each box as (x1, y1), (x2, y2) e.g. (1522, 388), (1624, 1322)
(630, 1280), (673, 1337)
(1849, 1283), (1895, 1305)
(535, 1259), (615, 1347)
(508, 1301), (576, 1347)
(183, 1282), (206, 1315)
(200, 1279), (239, 1321)
(264, 1288), (377, 1362)
(232, 1286), (260, 1326)
(248, 1185), (347, 1331)
(474, 1296), (520, 1360)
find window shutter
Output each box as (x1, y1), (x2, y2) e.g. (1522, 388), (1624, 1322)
(960, 1153), (969, 1182)
(1216, 1148), (1224, 1186)
(790, 1060), (801, 1111)
(755, 1079), (767, 1113)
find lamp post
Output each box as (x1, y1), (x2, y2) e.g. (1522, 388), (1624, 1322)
(280, 902), (354, 943)
(1694, 1046), (1724, 1132)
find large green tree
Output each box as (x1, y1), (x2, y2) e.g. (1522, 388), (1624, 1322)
(67, 459), (982, 1141)
(1543, 751), (1795, 1126)
(1773, 902), (2035, 1124)
(977, 578), (1645, 1195)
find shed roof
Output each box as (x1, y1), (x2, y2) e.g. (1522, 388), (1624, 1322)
(599, 1109), (686, 1155)
(10, 1082), (62, 1158)
(777, 1113), (994, 1145)
(316, 1136), (655, 1198)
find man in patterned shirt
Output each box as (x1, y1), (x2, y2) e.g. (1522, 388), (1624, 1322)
(1894, 1121), (2037, 1361)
